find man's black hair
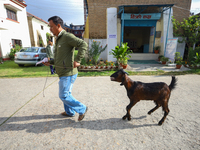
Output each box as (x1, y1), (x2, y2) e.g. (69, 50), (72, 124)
(48, 16), (64, 27)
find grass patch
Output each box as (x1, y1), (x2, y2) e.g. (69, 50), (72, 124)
(0, 61), (200, 78)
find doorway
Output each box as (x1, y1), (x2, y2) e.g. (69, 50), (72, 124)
(124, 27), (151, 53)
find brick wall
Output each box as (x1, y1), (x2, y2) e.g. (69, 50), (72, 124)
(87, 0), (191, 39)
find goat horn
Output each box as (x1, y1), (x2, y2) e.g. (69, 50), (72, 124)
(122, 69), (129, 75)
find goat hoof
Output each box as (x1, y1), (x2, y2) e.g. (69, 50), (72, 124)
(122, 116), (127, 120)
(128, 117), (131, 121)
(158, 121), (163, 126)
(148, 111), (151, 115)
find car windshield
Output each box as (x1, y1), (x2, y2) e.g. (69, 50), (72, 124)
(20, 47), (39, 52)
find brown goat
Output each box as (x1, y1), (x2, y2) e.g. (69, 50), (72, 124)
(110, 69), (177, 125)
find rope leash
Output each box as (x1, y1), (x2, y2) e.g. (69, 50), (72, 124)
(42, 64), (74, 97)
(43, 67), (49, 97)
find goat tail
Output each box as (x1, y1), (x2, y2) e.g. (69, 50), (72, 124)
(169, 76), (177, 91)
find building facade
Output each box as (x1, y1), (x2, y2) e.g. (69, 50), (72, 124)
(83, 0), (191, 61)
(64, 23), (73, 34)
(0, 0), (31, 60)
(64, 24), (84, 39)
(27, 12), (51, 47)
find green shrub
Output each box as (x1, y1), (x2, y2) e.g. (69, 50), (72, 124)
(188, 46), (200, 64)
(87, 40), (107, 65)
(174, 52), (183, 65)
(74, 50), (78, 58)
(9, 44), (21, 60)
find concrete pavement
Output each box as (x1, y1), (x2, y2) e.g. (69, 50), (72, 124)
(0, 73), (200, 149)
(126, 63), (191, 72)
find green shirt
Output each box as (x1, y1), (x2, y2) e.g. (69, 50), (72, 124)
(50, 30), (87, 77)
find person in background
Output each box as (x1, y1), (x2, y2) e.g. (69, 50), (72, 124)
(46, 39), (55, 74)
(43, 16), (88, 121)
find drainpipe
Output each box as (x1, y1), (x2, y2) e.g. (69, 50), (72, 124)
(164, 7), (172, 56)
(153, 25), (157, 53)
(121, 7), (124, 45)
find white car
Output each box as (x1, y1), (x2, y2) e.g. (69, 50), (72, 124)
(14, 47), (47, 67)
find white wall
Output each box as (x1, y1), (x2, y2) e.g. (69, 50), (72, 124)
(107, 7), (117, 62)
(31, 18), (50, 47)
(163, 8), (174, 56)
(88, 39), (107, 61)
(0, 0), (31, 59)
(174, 37), (185, 58)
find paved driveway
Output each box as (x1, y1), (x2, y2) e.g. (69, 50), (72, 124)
(0, 75), (200, 150)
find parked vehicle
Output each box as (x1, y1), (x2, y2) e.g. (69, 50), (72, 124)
(14, 47), (47, 67)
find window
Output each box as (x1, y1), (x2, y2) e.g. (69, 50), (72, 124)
(12, 39), (22, 47)
(41, 48), (46, 53)
(41, 25), (43, 30)
(6, 8), (17, 21)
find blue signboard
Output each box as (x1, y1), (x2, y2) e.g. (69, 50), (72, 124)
(122, 13), (161, 20)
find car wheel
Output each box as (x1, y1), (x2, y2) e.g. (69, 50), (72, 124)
(18, 64), (24, 67)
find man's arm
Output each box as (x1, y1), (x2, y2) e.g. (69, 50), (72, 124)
(66, 33), (88, 63)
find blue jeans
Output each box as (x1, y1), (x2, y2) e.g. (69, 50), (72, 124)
(59, 74), (86, 116)
(50, 58), (55, 74)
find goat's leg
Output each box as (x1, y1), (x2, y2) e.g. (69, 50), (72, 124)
(122, 101), (137, 121)
(148, 104), (161, 115)
(158, 104), (170, 125)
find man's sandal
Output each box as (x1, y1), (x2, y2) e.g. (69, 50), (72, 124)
(78, 107), (88, 121)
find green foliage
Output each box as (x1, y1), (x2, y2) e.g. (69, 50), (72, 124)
(154, 46), (160, 50)
(188, 46), (200, 64)
(172, 15), (200, 59)
(80, 57), (87, 65)
(158, 55), (164, 59)
(87, 40), (107, 65)
(74, 50), (78, 58)
(174, 52), (183, 65)
(109, 42), (132, 65)
(191, 52), (200, 67)
(1, 61), (200, 78)
(9, 44), (22, 60)
(160, 56), (169, 62)
(0, 57), (3, 63)
(46, 32), (51, 43)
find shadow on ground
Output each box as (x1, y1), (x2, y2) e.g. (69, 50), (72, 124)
(0, 115), (157, 133)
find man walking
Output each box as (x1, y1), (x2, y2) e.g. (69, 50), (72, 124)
(44, 16), (88, 121)
(46, 39), (55, 74)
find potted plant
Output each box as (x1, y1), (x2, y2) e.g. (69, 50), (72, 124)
(98, 61), (105, 69)
(158, 55), (164, 61)
(110, 61), (115, 69)
(89, 63), (94, 69)
(109, 42), (132, 67)
(175, 59), (183, 69)
(114, 62), (119, 69)
(154, 46), (160, 54)
(121, 58), (128, 69)
(105, 60), (110, 69)
(160, 56), (169, 64)
(174, 52), (183, 69)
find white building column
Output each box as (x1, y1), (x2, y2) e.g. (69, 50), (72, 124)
(107, 7), (117, 62)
